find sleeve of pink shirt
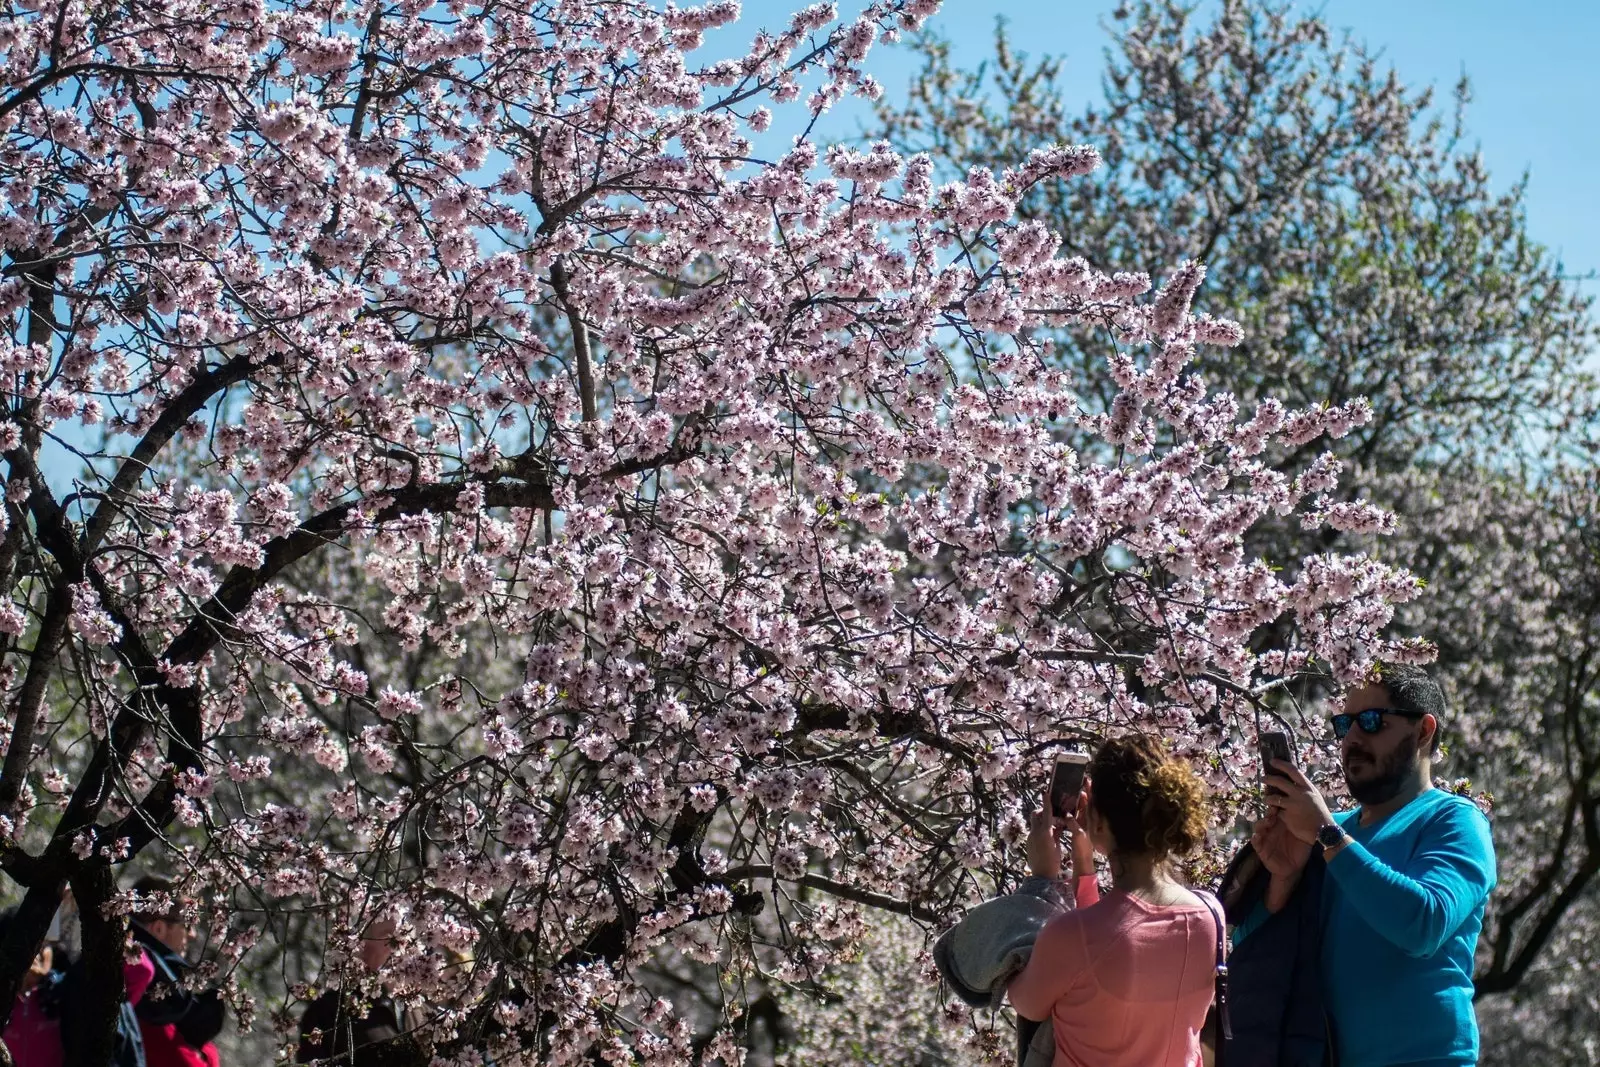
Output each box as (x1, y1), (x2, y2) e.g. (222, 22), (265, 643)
(1074, 873), (1100, 909)
(124, 949), (156, 1006)
(1007, 904), (1089, 1022)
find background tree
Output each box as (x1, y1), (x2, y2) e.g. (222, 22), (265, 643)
(877, 0), (1595, 463)
(0, 0), (1420, 1064)
(860, 1), (1600, 1062)
(1398, 464), (1600, 1065)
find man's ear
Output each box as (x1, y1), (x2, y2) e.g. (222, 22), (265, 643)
(1418, 713), (1439, 754)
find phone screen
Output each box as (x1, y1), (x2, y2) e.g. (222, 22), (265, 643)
(1050, 755), (1089, 819)
(1259, 731), (1293, 796)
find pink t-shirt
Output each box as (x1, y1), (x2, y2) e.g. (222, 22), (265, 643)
(1008, 877), (1219, 1067)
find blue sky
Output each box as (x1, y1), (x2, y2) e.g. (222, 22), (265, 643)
(727, 0), (1600, 300)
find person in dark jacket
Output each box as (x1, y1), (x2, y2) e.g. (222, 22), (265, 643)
(50, 896), (155, 1067)
(296, 919), (420, 1067)
(130, 876), (226, 1067)
(1213, 836), (1329, 1067)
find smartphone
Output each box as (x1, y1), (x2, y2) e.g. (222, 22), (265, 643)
(1049, 752), (1091, 820)
(1259, 730), (1294, 796)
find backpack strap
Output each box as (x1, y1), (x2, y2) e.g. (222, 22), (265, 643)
(1199, 891), (1231, 1054)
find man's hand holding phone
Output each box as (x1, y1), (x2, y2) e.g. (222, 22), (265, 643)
(1263, 758), (1339, 845)
(1258, 731), (1293, 796)
(1251, 731), (1325, 912)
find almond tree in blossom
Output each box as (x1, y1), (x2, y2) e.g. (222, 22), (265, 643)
(0, 1), (1423, 1063)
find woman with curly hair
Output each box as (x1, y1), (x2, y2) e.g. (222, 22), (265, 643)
(1008, 734), (1223, 1067)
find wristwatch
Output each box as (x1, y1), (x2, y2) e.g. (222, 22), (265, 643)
(1317, 821), (1349, 856)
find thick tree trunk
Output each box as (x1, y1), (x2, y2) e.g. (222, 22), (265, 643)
(62, 867), (130, 1067)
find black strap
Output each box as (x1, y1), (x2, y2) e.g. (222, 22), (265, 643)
(1199, 891), (1232, 1052)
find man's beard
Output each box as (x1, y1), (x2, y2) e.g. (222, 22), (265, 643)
(1345, 734), (1419, 806)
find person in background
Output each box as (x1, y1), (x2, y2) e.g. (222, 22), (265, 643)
(1007, 734), (1225, 1067)
(3, 895), (156, 1067)
(1, 906), (68, 1067)
(129, 876), (226, 1067)
(296, 918), (419, 1067)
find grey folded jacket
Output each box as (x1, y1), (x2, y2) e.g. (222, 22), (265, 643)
(932, 876), (1068, 1067)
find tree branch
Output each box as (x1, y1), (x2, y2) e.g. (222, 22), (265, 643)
(82, 351), (269, 554)
(549, 259), (597, 426)
(720, 865), (943, 923)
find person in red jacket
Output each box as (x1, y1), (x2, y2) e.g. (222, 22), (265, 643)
(1, 908), (68, 1067)
(129, 877), (226, 1067)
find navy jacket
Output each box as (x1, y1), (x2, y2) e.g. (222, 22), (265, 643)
(1216, 842), (1331, 1067)
(132, 922), (226, 1049)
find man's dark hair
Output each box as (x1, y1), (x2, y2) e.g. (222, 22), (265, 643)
(1377, 663), (1446, 755)
(131, 875), (182, 924)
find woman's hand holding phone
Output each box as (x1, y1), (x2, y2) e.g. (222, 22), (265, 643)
(1251, 809), (1313, 913)
(1027, 786), (1094, 881)
(1062, 788), (1094, 880)
(1026, 804), (1064, 879)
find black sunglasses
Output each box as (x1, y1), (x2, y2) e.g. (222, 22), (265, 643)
(1331, 707), (1423, 739)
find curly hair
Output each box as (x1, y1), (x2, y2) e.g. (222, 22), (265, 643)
(1088, 734), (1210, 859)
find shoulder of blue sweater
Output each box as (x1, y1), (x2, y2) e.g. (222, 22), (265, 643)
(1423, 787), (1492, 825)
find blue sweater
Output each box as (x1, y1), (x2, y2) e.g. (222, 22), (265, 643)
(1321, 789), (1496, 1067)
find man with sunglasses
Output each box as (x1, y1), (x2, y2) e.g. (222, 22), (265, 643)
(1247, 664), (1496, 1067)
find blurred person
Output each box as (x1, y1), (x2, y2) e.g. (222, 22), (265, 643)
(3, 894), (156, 1067)
(296, 919), (418, 1067)
(1, 906), (65, 1067)
(129, 876), (225, 1067)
